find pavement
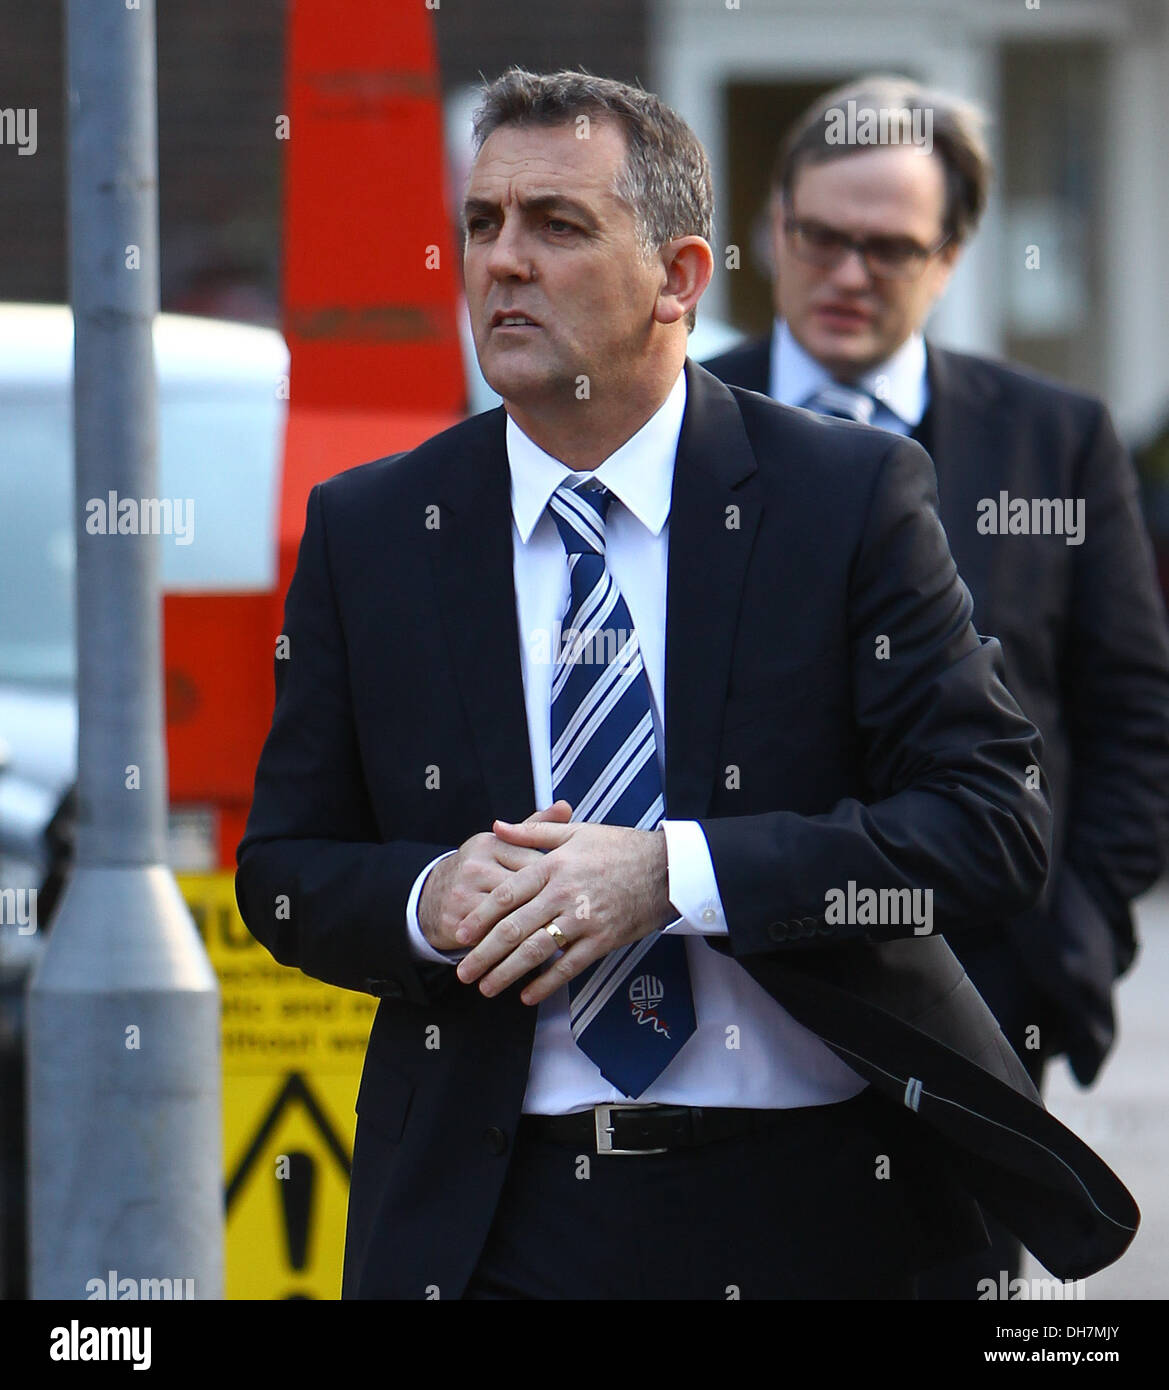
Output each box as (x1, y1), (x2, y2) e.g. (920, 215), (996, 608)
(1020, 881), (1169, 1299)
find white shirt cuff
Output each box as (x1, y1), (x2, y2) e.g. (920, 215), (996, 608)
(405, 850), (468, 963)
(660, 820), (728, 935)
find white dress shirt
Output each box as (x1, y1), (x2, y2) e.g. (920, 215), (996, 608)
(769, 318), (928, 435)
(405, 367), (866, 1114)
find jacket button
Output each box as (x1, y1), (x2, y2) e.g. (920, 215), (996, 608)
(484, 1126), (508, 1156)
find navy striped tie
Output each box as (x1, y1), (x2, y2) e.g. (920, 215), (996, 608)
(548, 477), (696, 1098)
(804, 382), (876, 425)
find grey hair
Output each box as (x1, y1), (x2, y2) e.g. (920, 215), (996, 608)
(773, 74), (991, 245)
(470, 67), (714, 329)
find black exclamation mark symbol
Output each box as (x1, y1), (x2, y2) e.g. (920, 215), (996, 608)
(280, 1150), (316, 1299)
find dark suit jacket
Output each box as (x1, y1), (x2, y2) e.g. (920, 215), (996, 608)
(236, 359), (1139, 1298)
(703, 335), (1169, 1085)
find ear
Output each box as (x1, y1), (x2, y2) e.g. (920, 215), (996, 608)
(653, 236), (714, 327)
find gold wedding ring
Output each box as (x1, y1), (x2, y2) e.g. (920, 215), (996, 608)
(544, 924), (568, 950)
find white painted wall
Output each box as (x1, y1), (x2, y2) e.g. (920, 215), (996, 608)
(650, 0), (1169, 435)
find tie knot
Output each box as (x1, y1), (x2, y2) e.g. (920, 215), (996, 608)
(549, 477), (612, 556)
(805, 383), (876, 426)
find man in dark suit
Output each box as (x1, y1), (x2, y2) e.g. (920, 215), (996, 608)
(236, 68), (1139, 1301)
(704, 74), (1169, 1294)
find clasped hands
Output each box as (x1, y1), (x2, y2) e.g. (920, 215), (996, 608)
(418, 801), (676, 1006)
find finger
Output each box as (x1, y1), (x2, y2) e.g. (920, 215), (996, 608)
(493, 818), (576, 850)
(521, 800), (573, 824)
(444, 869), (518, 930)
(453, 864), (545, 946)
(472, 918), (572, 998)
(519, 939), (600, 1006)
(447, 855), (514, 906)
(455, 864), (551, 955)
(457, 889), (554, 981)
(449, 848), (554, 950)
(460, 830), (549, 878)
(486, 834), (553, 867)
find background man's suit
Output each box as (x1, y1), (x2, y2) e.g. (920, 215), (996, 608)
(236, 360), (1139, 1299)
(702, 336), (1169, 1093)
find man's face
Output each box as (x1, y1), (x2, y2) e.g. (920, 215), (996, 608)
(771, 146), (961, 377)
(463, 120), (667, 408)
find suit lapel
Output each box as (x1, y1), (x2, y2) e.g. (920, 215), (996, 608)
(425, 408), (537, 823)
(426, 364), (763, 826)
(914, 343), (1003, 611)
(664, 361), (762, 818)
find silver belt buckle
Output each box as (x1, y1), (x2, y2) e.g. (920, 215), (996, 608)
(594, 1103), (669, 1155)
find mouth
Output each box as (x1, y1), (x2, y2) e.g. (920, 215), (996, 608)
(490, 311), (541, 330)
(813, 304), (874, 329)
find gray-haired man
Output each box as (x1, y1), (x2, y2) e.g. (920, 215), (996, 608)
(238, 68), (1136, 1300)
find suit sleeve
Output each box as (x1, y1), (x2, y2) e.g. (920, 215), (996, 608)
(699, 435), (1051, 957)
(1060, 403), (1169, 938)
(234, 483), (459, 1005)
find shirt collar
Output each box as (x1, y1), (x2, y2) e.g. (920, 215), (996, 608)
(507, 367), (686, 543)
(770, 318), (927, 427)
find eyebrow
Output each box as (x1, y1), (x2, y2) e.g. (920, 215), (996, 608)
(462, 192), (599, 228)
(791, 211), (932, 246)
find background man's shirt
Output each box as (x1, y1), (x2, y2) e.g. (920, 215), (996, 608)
(769, 317), (928, 435)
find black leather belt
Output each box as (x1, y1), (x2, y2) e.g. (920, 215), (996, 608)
(519, 1103), (786, 1155)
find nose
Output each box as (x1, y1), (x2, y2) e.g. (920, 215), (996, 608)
(484, 215), (535, 282)
(828, 245), (874, 292)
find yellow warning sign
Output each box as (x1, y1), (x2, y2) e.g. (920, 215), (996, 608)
(222, 1072), (355, 1300)
(178, 872), (375, 1299)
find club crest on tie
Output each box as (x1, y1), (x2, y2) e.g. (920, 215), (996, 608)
(628, 973), (671, 1037)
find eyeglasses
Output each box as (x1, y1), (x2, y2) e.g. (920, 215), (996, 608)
(782, 207), (952, 282)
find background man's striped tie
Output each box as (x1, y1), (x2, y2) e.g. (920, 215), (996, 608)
(548, 477), (696, 1098)
(804, 382), (876, 425)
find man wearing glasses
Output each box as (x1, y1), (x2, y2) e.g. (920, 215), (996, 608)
(704, 74), (1169, 1296)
